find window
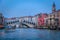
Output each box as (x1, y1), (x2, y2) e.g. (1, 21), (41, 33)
(55, 19), (59, 21)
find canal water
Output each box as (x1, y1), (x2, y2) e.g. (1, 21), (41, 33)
(0, 28), (60, 40)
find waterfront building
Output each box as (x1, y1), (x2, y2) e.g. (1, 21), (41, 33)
(0, 13), (4, 29)
(32, 16), (37, 26)
(20, 16), (32, 23)
(37, 13), (48, 28)
(45, 2), (60, 29)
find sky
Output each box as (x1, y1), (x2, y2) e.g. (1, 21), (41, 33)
(0, 0), (60, 18)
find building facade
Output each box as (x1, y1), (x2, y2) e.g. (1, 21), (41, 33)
(0, 13), (4, 28)
(45, 3), (60, 29)
(37, 13), (48, 28)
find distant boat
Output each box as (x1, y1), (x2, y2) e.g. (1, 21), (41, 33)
(4, 26), (15, 33)
(0, 25), (5, 29)
(5, 29), (15, 33)
(5, 26), (12, 30)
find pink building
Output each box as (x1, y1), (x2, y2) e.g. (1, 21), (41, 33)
(38, 13), (48, 27)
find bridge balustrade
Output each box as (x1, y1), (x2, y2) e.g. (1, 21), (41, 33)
(6, 20), (19, 25)
(22, 20), (36, 25)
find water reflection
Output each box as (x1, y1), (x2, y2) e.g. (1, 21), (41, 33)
(0, 28), (60, 40)
(4, 29), (15, 33)
(0, 30), (5, 39)
(49, 30), (60, 40)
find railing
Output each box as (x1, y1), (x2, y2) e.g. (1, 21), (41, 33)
(23, 20), (35, 25)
